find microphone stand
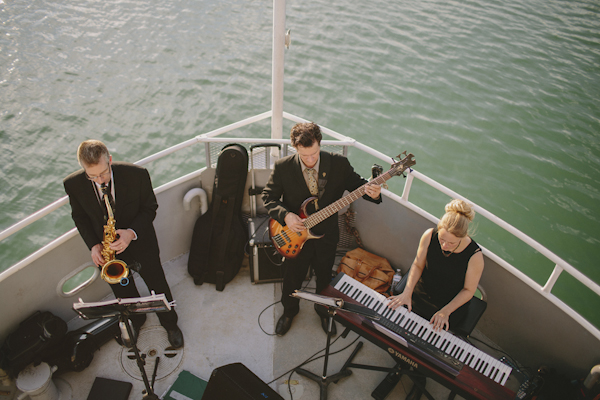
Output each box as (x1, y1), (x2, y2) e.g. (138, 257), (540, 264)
(291, 291), (380, 400)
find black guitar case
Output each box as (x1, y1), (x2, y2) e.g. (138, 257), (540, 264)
(188, 144), (248, 291)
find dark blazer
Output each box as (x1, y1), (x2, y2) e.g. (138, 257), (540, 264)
(63, 162), (160, 259)
(262, 151), (381, 243)
(64, 161), (178, 328)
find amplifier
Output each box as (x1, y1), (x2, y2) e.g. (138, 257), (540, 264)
(201, 363), (283, 400)
(249, 244), (284, 284)
(248, 216), (284, 284)
(248, 216), (271, 246)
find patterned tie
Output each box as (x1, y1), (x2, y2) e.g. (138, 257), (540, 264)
(306, 168), (318, 196)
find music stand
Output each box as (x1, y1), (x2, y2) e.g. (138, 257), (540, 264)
(291, 290), (380, 400)
(73, 292), (174, 400)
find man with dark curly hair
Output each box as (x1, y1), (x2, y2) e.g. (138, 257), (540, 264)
(262, 122), (382, 336)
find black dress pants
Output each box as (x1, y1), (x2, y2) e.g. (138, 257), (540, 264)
(411, 290), (468, 330)
(281, 238), (337, 317)
(110, 247), (178, 330)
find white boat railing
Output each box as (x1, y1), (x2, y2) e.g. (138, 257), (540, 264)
(402, 170), (600, 298)
(0, 111), (351, 244)
(1, 111), (599, 335)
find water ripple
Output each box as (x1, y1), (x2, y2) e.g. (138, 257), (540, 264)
(1, 0), (599, 290)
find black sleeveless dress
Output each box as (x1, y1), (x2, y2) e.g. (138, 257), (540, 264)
(411, 228), (481, 328)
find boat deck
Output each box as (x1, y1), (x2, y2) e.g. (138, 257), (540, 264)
(58, 252), (471, 400)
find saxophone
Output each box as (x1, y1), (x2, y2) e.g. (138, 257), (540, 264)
(100, 186), (129, 286)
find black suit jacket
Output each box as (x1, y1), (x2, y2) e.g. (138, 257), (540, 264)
(262, 151), (381, 243)
(63, 162), (160, 258)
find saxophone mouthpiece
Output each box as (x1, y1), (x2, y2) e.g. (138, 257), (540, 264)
(100, 183), (109, 195)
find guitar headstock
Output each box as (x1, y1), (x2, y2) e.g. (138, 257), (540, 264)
(389, 151), (416, 177)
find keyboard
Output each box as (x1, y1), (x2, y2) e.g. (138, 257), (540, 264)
(332, 273), (512, 386)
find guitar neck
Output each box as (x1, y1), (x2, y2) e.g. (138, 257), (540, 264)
(303, 171), (392, 229)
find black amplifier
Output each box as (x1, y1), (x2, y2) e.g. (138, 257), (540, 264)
(248, 216), (284, 284)
(201, 362), (283, 400)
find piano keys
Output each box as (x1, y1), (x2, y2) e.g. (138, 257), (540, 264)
(323, 272), (517, 400)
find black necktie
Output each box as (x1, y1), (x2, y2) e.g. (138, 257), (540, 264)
(100, 182), (116, 215)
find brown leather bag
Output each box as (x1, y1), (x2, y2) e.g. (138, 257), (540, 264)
(336, 248), (395, 295)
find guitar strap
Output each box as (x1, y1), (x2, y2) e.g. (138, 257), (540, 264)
(205, 193), (220, 263)
(214, 193), (236, 291)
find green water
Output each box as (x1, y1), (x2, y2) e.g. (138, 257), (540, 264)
(1, 0), (599, 326)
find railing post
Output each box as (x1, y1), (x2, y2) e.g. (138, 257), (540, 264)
(401, 170), (414, 201)
(205, 143), (211, 167)
(271, 0), (286, 152)
(542, 265), (564, 293)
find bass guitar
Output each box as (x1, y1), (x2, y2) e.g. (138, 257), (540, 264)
(269, 152), (416, 258)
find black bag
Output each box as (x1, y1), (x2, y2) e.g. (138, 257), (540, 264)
(188, 144), (249, 291)
(0, 311), (67, 378)
(48, 316), (120, 373)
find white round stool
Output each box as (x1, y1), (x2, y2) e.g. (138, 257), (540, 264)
(16, 363), (71, 400)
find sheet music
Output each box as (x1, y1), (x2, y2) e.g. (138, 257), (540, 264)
(291, 290), (344, 308)
(73, 292), (171, 319)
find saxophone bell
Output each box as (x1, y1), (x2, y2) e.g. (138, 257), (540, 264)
(101, 259), (130, 286)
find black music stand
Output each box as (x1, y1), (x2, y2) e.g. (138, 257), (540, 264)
(291, 291), (380, 400)
(73, 292), (174, 400)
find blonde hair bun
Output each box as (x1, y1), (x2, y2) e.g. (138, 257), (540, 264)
(438, 199), (475, 237)
(445, 199), (475, 222)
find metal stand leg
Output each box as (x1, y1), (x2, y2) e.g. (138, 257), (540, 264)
(344, 353), (435, 400)
(121, 315), (159, 400)
(294, 308), (356, 400)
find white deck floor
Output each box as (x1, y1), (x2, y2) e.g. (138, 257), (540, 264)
(58, 253), (466, 400)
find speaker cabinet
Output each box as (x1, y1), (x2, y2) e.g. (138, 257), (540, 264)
(201, 363), (283, 400)
(248, 216), (284, 284)
(249, 244), (285, 284)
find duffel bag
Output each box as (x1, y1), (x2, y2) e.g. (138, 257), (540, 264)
(336, 248), (394, 295)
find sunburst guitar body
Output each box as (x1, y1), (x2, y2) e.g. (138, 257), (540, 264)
(268, 197), (323, 258)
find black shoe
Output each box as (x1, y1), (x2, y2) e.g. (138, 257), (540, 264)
(406, 375), (426, 400)
(275, 315), (294, 336)
(166, 325), (184, 349)
(319, 315), (337, 335)
(406, 384), (423, 400)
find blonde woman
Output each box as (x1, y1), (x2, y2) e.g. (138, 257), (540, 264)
(387, 199), (484, 332)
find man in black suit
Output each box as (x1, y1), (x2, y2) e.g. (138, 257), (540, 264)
(262, 122), (382, 336)
(64, 140), (183, 348)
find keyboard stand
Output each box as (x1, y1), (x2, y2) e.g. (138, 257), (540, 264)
(292, 291), (434, 400)
(370, 361), (429, 400)
(336, 327), (435, 400)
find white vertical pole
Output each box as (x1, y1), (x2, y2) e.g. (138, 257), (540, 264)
(271, 0), (286, 146)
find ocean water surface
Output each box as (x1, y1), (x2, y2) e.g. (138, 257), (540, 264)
(1, 0), (599, 325)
